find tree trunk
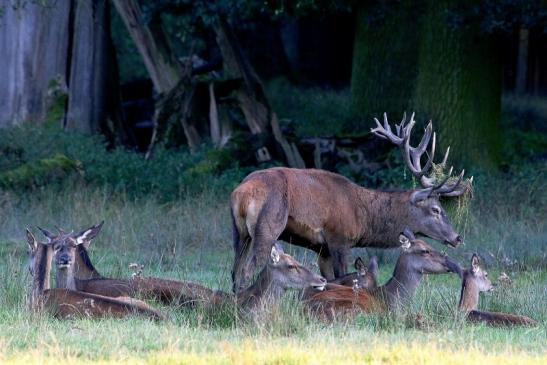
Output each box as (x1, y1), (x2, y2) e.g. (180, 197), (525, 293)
(213, 17), (304, 167)
(112, 0), (201, 150)
(351, 2), (423, 120)
(515, 28), (529, 95)
(0, 1), (71, 127)
(65, 0), (124, 137)
(413, 0), (502, 168)
(111, 0), (182, 93)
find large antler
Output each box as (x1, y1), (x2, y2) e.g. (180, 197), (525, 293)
(371, 113), (470, 198)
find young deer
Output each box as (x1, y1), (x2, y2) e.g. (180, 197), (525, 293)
(305, 230), (461, 321)
(26, 229), (165, 320)
(459, 254), (536, 326)
(40, 223), (326, 311)
(301, 256), (379, 300)
(329, 256), (379, 290)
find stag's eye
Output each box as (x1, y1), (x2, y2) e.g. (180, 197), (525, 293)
(431, 206), (441, 215)
(421, 250), (431, 255)
(287, 265), (298, 271)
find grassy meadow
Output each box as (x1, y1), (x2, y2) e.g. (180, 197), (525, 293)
(0, 163), (545, 364)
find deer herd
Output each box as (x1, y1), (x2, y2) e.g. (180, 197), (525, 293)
(25, 114), (536, 327)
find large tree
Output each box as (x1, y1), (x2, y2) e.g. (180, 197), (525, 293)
(413, 0), (502, 168)
(0, 0), (124, 138)
(0, 1), (71, 127)
(351, 0), (503, 168)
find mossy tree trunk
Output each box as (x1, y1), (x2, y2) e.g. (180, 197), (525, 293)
(65, 0), (125, 141)
(413, 0), (502, 168)
(351, 2), (424, 121)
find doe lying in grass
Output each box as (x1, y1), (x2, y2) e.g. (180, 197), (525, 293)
(40, 223), (327, 312)
(26, 229), (165, 320)
(301, 256), (379, 300)
(39, 223), (231, 306)
(305, 230), (460, 321)
(459, 254), (537, 327)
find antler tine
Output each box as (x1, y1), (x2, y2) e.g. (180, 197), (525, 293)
(395, 112), (407, 136)
(430, 166), (453, 192)
(435, 170), (467, 196)
(440, 146), (450, 167)
(371, 114), (404, 145)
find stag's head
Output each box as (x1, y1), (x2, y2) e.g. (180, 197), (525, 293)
(268, 244), (327, 291)
(372, 113), (472, 247)
(397, 229), (462, 275)
(37, 222), (104, 272)
(464, 254), (493, 293)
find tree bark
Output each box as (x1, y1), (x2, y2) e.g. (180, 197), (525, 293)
(213, 17), (304, 167)
(351, 2), (423, 120)
(111, 0), (182, 93)
(515, 28), (529, 95)
(0, 1), (71, 127)
(65, 0), (124, 137)
(413, 0), (502, 168)
(112, 0), (201, 151)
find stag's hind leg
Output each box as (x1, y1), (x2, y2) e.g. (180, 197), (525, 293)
(246, 191), (289, 288)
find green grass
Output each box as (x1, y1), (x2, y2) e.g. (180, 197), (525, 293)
(0, 169), (546, 363)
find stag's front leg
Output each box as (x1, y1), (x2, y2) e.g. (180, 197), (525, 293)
(317, 249), (334, 281)
(330, 246), (351, 278)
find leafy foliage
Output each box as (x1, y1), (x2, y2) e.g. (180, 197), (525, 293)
(0, 125), (247, 200)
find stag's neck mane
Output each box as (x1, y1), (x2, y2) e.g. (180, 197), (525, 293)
(356, 189), (415, 247)
(237, 265), (285, 309)
(458, 270), (480, 312)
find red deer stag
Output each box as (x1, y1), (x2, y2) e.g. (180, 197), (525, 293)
(304, 230), (461, 321)
(459, 254), (536, 326)
(39, 224), (326, 312)
(231, 113), (470, 292)
(26, 229), (165, 320)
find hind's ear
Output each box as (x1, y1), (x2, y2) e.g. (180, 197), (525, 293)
(354, 257), (365, 271)
(270, 245), (281, 264)
(73, 221), (104, 246)
(37, 226), (56, 242)
(399, 234), (411, 251)
(471, 254), (480, 273)
(26, 229), (38, 253)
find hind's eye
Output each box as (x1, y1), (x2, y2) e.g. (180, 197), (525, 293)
(431, 206), (441, 215)
(287, 265), (298, 271)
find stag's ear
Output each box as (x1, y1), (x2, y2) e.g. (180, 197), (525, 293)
(270, 245), (281, 265)
(26, 229), (38, 253)
(37, 226), (56, 242)
(368, 256), (379, 276)
(471, 254), (480, 274)
(354, 257), (365, 271)
(399, 234), (411, 251)
(73, 221), (104, 246)
(410, 189), (432, 204)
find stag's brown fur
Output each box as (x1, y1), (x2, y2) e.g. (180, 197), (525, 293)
(231, 167), (461, 291)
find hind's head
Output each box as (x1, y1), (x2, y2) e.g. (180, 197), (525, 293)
(37, 222), (103, 278)
(268, 244), (327, 291)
